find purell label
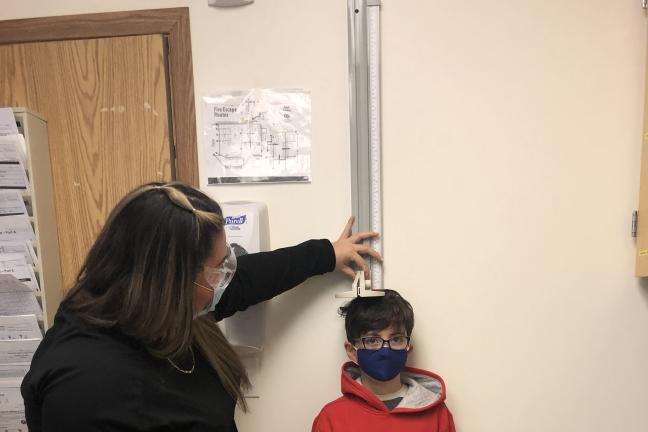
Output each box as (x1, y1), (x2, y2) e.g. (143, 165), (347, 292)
(225, 215), (247, 225)
(222, 209), (257, 252)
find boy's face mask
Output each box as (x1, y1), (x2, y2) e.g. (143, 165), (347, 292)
(355, 346), (408, 381)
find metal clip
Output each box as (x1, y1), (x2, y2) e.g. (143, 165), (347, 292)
(335, 270), (385, 298)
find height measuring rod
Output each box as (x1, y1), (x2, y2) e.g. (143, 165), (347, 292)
(340, 0), (383, 297)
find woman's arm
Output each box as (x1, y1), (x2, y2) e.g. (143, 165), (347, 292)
(214, 217), (381, 321)
(214, 239), (335, 320)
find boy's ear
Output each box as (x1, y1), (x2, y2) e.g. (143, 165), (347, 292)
(344, 341), (358, 364)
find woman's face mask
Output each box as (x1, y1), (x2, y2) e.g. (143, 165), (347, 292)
(194, 243), (237, 317)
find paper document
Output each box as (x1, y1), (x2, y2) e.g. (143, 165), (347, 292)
(0, 291), (41, 317)
(0, 339), (40, 364)
(0, 275), (41, 316)
(0, 410), (27, 431)
(0, 191), (28, 216)
(0, 191), (33, 244)
(0, 254), (38, 292)
(0, 135), (26, 164)
(0, 242), (37, 267)
(0, 109), (18, 137)
(0, 162), (29, 190)
(0, 364), (30, 380)
(0, 215), (34, 242)
(0, 378), (26, 432)
(0, 378), (23, 413)
(0, 316), (41, 341)
(202, 89), (311, 184)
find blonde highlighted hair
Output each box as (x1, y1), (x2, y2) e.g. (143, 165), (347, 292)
(63, 181), (250, 409)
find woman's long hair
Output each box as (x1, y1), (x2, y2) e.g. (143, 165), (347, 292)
(63, 181), (249, 409)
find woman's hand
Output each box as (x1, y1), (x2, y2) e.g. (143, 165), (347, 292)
(332, 216), (383, 279)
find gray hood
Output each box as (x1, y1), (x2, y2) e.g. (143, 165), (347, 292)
(343, 363), (446, 412)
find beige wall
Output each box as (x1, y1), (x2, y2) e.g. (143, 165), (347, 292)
(2, 1), (648, 431)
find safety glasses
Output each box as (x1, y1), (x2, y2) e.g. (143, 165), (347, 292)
(202, 243), (237, 291)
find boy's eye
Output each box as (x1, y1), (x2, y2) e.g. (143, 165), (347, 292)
(391, 336), (405, 344)
(364, 337), (382, 346)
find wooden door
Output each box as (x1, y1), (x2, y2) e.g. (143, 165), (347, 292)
(637, 113), (648, 275)
(0, 35), (173, 288)
(637, 29), (648, 276)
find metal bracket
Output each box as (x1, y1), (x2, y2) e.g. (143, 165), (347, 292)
(633, 210), (638, 238)
(208, 0), (254, 7)
(643, 0), (647, 10)
(335, 271), (385, 298)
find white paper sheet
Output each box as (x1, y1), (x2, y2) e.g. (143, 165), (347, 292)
(0, 378), (23, 413)
(0, 109), (18, 137)
(0, 242), (37, 267)
(0, 379), (26, 432)
(0, 191), (28, 217)
(0, 339), (40, 364)
(0, 316), (41, 341)
(202, 89), (311, 184)
(0, 275), (41, 316)
(0, 136), (26, 164)
(0, 364), (29, 380)
(0, 215), (34, 242)
(0, 410), (27, 431)
(0, 292), (40, 317)
(0, 162), (29, 191)
(0, 254), (38, 293)
(0, 274), (33, 293)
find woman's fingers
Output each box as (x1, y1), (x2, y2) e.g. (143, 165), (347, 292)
(356, 244), (383, 262)
(338, 216), (355, 240)
(333, 216), (382, 279)
(348, 230), (379, 244)
(340, 266), (356, 279)
(350, 251), (369, 276)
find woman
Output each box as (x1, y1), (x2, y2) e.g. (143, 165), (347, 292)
(21, 182), (380, 431)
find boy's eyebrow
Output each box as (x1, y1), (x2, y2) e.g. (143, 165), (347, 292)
(361, 331), (407, 338)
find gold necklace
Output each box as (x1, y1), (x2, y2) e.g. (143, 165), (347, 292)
(167, 347), (195, 374)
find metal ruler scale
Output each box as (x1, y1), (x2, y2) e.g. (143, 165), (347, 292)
(347, 0), (383, 292)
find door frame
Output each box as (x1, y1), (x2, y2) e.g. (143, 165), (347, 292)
(0, 7), (198, 185)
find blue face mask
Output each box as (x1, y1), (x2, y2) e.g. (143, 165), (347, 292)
(356, 347), (408, 381)
(194, 243), (237, 318)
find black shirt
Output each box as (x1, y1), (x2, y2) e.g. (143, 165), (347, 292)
(21, 239), (335, 432)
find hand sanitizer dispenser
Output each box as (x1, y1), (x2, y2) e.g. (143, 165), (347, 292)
(219, 202), (269, 355)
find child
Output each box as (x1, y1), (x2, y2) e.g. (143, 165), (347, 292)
(312, 290), (455, 431)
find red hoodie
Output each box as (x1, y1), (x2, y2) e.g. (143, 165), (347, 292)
(312, 362), (455, 432)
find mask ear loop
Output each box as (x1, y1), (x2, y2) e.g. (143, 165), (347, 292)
(194, 281), (214, 293)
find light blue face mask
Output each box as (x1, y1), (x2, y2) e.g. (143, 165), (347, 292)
(194, 243), (237, 317)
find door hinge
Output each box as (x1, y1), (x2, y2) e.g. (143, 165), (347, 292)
(632, 210), (638, 238)
(643, 0), (648, 10)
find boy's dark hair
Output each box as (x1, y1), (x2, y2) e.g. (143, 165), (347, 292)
(339, 290), (414, 342)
